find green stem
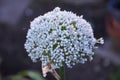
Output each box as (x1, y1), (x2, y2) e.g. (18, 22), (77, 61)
(59, 65), (65, 80)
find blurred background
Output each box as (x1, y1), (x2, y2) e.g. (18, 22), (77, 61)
(0, 0), (120, 80)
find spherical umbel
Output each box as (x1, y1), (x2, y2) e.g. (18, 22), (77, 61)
(24, 7), (103, 69)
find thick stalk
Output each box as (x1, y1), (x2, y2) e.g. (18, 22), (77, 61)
(51, 68), (60, 80)
(59, 65), (65, 80)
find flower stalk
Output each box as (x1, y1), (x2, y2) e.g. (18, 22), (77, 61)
(59, 65), (65, 80)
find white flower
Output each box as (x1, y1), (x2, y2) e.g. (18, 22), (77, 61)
(24, 7), (103, 68)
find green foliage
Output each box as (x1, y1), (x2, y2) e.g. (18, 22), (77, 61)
(111, 69), (120, 80)
(59, 66), (65, 80)
(4, 75), (25, 80)
(3, 71), (45, 80)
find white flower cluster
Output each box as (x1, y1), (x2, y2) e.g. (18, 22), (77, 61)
(25, 7), (103, 68)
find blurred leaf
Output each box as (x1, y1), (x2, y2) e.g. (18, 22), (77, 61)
(111, 69), (120, 80)
(19, 71), (45, 80)
(4, 75), (26, 80)
(3, 70), (45, 80)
